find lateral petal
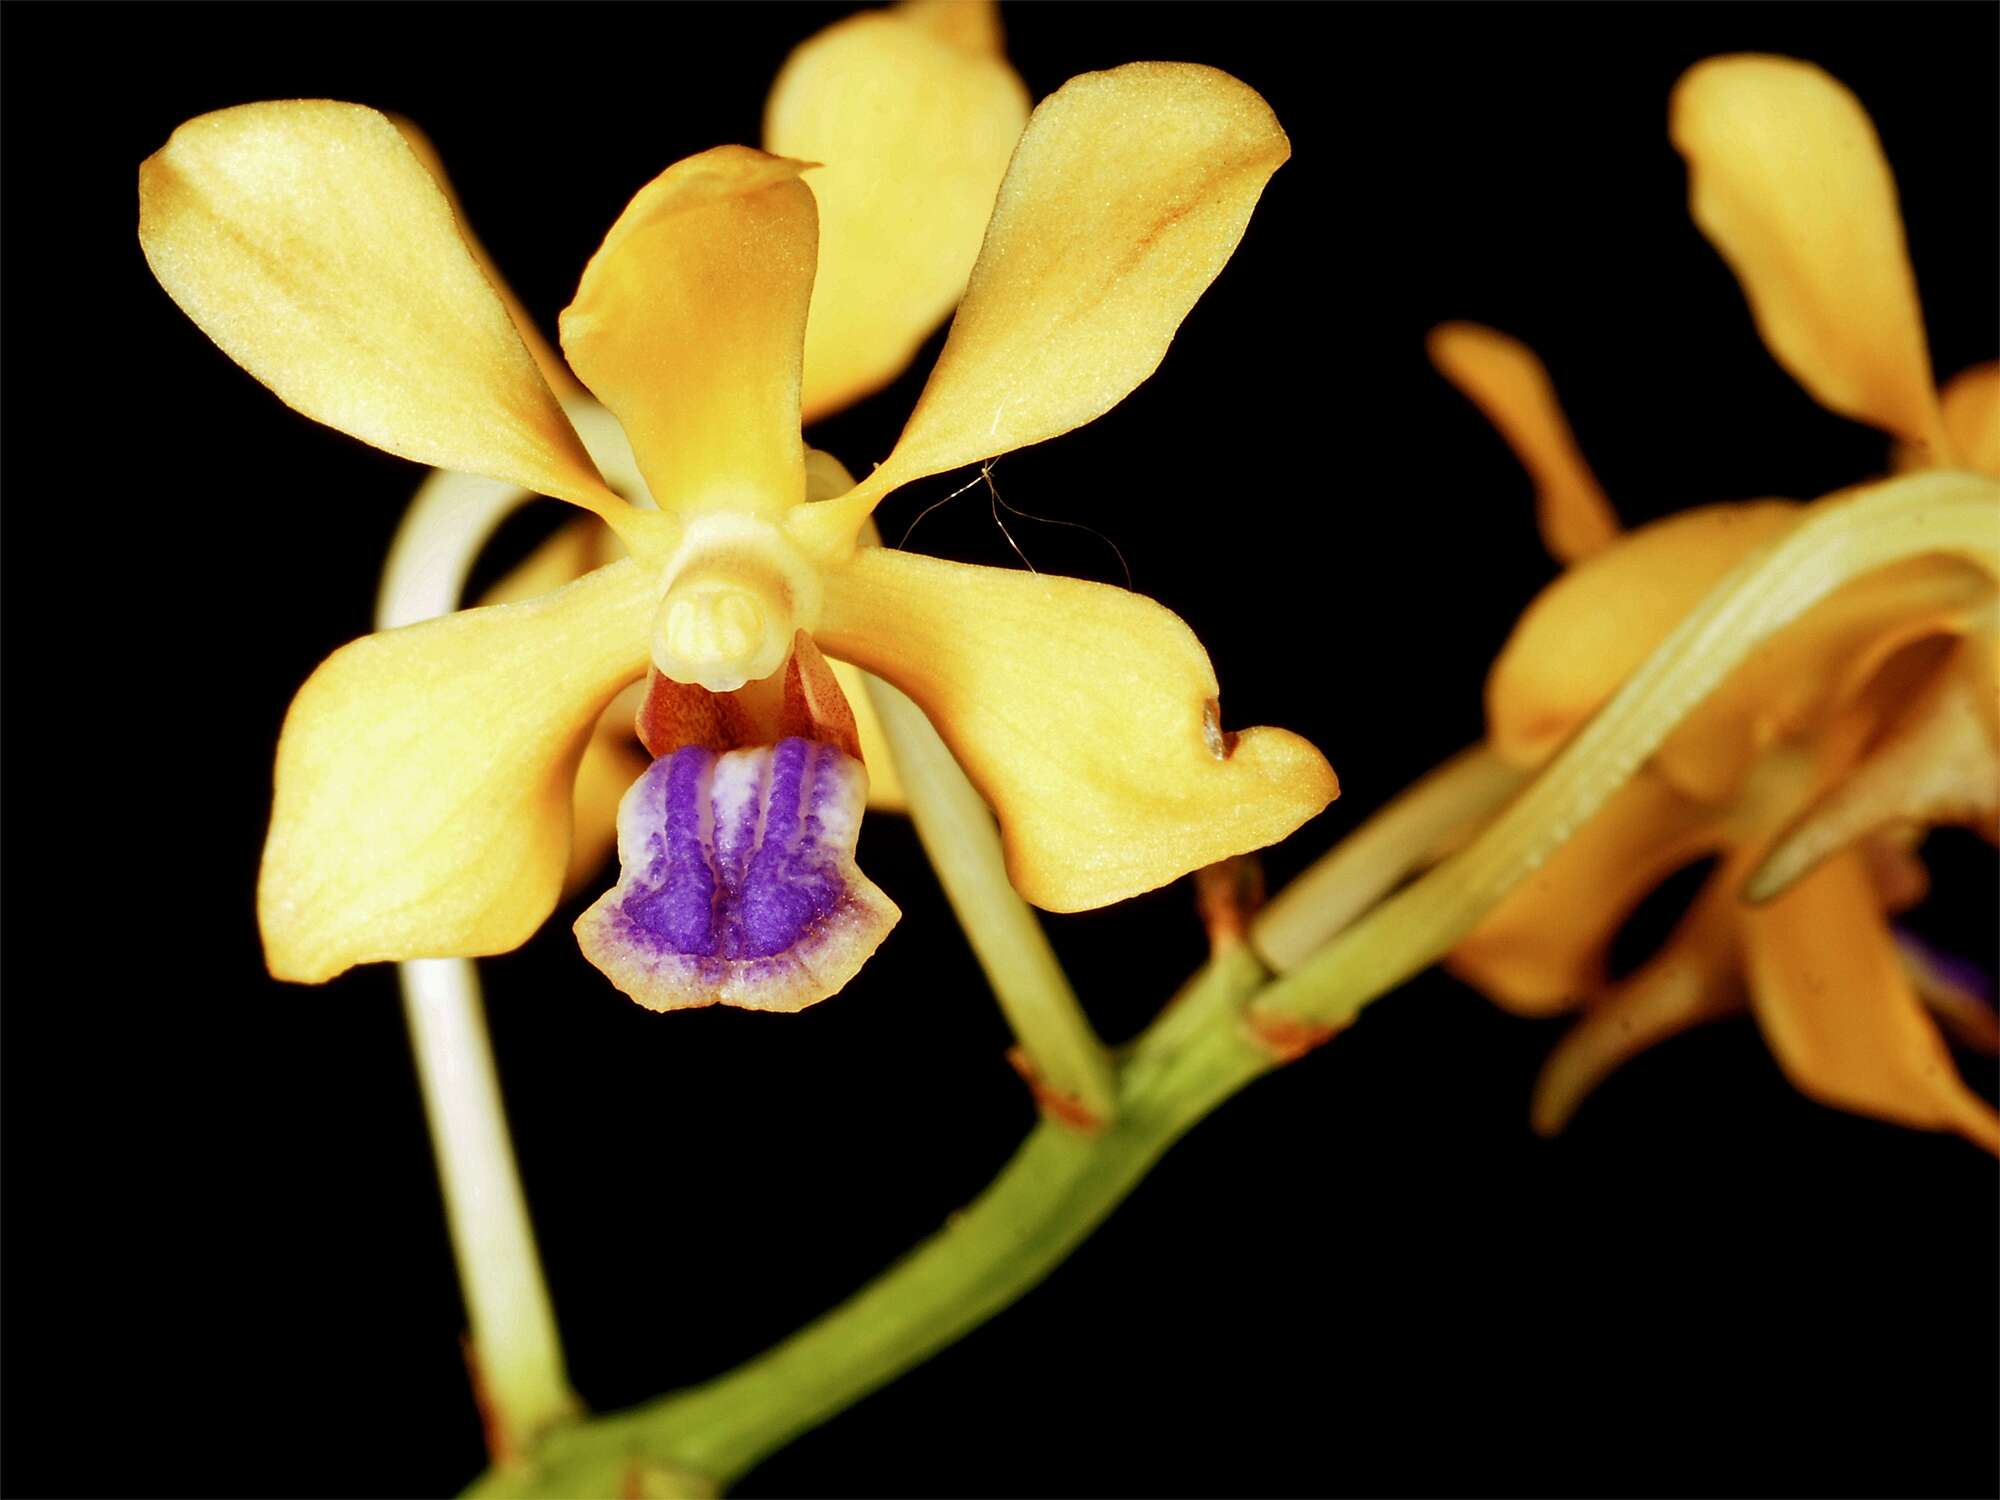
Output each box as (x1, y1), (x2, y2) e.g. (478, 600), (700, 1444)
(259, 560), (657, 982)
(1448, 768), (1724, 1016)
(138, 101), (630, 526)
(766, 1), (1029, 421)
(815, 547), (1336, 910)
(560, 147), (817, 521)
(1427, 323), (1620, 563)
(1671, 56), (1946, 453)
(795, 62), (1288, 555)
(1742, 850), (1999, 1153)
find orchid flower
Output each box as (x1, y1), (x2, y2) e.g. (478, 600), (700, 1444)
(139, 39), (1337, 1012)
(1429, 55), (1999, 1148)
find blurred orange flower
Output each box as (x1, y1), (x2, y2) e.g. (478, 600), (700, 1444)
(1432, 56), (1999, 1149)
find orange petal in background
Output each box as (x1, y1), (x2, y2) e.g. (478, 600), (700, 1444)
(1742, 849), (1999, 1154)
(1448, 767), (1724, 1016)
(1938, 362), (2000, 477)
(1530, 858), (1749, 1135)
(1671, 55), (1948, 456)
(1484, 501), (1800, 769)
(1427, 322), (1620, 564)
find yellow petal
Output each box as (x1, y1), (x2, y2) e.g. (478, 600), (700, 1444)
(1426, 323), (1620, 564)
(1670, 56), (1946, 453)
(481, 531), (646, 896)
(560, 147), (817, 520)
(830, 657), (909, 812)
(815, 547), (1336, 910)
(1742, 849), (1999, 1152)
(138, 101), (633, 530)
(765, 3), (1028, 421)
(1940, 362), (2000, 477)
(1448, 768), (1723, 1016)
(259, 560), (656, 982)
(390, 114), (577, 399)
(794, 62), (1289, 557)
(1486, 501), (1800, 768)
(1531, 864), (1747, 1135)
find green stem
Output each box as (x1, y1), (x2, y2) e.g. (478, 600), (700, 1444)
(465, 947), (1270, 1499)
(402, 959), (581, 1454)
(867, 674), (1119, 1125)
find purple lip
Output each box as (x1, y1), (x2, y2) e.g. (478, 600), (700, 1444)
(576, 737), (899, 1013)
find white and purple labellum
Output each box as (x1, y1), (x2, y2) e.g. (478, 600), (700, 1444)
(575, 737), (899, 1013)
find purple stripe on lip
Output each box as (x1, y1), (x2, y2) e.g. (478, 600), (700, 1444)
(576, 737), (900, 1013)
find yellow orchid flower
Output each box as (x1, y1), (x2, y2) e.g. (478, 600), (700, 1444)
(1429, 54), (1999, 1150)
(398, 0), (1041, 875)
(138, 56), (1337, 1012)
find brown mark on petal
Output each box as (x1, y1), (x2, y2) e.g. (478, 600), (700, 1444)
(1006, 1046), (1104, 1134)
(1245, 1011), (1344, 1063)
(1202, 697), (1239, 760)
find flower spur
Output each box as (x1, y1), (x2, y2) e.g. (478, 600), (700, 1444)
(1428, 55), (1999, 1147)
(140, 60), (1337, 1011)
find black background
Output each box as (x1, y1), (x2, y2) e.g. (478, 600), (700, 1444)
(4, 4), (1996, 1497)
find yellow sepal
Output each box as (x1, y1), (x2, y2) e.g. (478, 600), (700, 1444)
(794, 62), (1289, 557)
(766, 1), (1028, 421)
(138, 101), (632, 530)
(815, 546), (1336, 910)
(259, 560), (655, 982)
(390, 114), (578, 398)
(561, 147), (817, 521)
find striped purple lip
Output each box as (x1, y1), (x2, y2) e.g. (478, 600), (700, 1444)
(575, 737), (899, 1013)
